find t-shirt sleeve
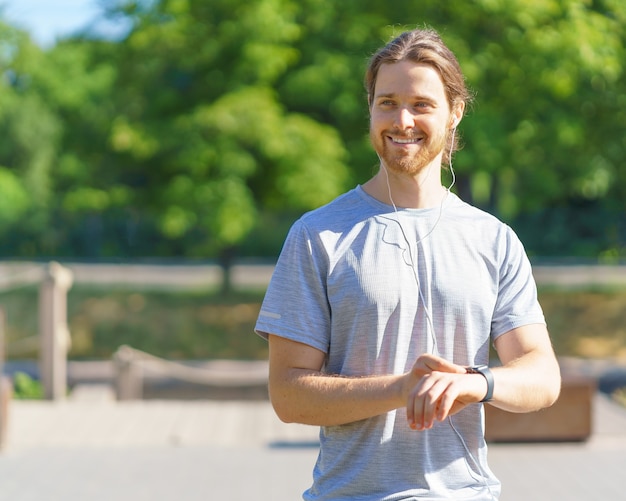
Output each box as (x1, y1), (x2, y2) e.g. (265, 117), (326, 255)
(254, 219), (331, 354)
(491, 226), (546, 340)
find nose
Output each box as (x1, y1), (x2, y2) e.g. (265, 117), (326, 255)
(394, 107), (416, 130)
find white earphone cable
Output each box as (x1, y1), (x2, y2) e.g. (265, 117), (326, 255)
(379, 125), (496, 501)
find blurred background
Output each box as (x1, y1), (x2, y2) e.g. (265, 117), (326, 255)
(0, 0), (624, 401)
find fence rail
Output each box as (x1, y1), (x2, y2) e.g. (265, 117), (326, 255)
(3, 261), (626, 291)
(113, 345), (268, 400)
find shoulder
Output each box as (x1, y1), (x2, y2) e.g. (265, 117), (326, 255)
(448, 194), (503, 225)
(279, 187), (366, 254)
(295, 186), (377, 233)
(448, 194), (517, 237)
(446, 194), (529, 260)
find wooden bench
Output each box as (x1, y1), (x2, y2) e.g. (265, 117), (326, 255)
(485, 372), (596, 442)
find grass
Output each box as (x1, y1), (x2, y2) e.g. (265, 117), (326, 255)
(12, 371), (44, 399)
(1, 284), (626, 363)
(538, 287), (626, 360)
(1, 285), (268, 361)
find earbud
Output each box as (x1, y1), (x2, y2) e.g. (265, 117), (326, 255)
(450, 112), (463, 129)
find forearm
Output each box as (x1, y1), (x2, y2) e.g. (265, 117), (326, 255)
(269, 368), (406, 426)
(490, 348), (561, 413)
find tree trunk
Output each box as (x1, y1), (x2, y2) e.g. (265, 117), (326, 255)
(219, 246), (237, 296)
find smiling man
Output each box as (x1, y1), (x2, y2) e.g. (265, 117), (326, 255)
(368, 60), (458, 181)
(255, 27), (561, 500)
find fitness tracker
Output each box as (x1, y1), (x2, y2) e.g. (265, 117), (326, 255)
(465, 365), (494, 403)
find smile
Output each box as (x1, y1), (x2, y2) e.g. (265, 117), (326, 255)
(390, 137), (422, 144)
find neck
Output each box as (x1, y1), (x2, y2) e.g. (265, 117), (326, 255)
(363, 164), (448, 209)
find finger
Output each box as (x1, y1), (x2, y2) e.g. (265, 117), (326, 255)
(410, 373), (467, 429)
(417, 354), (466, 375)
(406, 381), (427, 430)
(420, 378), (452, 429)
(406, 387), (419, 429)
(428, 356), (466, 374)
(435, 385), (458, 421)
(407, 374), (444, 430)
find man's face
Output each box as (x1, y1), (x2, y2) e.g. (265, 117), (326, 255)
(369, 61), (453, 176)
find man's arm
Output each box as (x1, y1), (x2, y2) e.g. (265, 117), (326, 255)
(266, 334), (464, 426)
(489, 323), (561, 413)
(404, 323), (561, 431)
(268, 324), (560, 429)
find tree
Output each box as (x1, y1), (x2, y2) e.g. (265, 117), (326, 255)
(1, 0), (624, 263)
(279, 0), (626, 257)
(440, 0), (626, 257)
(98, 0), (350, 288)
(0, 21), (62, 255)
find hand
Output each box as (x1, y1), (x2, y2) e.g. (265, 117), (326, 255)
(403, 354), (485, 431)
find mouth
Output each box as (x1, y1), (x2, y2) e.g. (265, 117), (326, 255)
(389, 136), (423, 145)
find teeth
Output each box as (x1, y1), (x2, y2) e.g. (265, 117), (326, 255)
(392, 137), (421, 144)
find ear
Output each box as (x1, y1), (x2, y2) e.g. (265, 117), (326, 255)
(450, 101), (465, 129)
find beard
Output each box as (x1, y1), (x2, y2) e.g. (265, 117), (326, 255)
(371, 126), (448, 176)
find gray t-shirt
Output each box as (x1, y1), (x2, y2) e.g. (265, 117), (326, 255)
(255, 186), (545, 500)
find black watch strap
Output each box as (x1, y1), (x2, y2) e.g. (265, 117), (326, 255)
(465, 365), (494, 403)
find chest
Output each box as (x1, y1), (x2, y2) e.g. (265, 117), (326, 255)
(325, 217), (499, 315)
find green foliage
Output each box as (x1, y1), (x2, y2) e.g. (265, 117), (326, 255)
(12, 371), (43, 400)
(84, 0), (350, 257)
(0, 167), (30, 226)
(0, 26), (61, 236)
(0, 0), (624, 259)
(451, 0), (625, 220)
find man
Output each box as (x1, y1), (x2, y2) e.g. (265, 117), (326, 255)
(255, 27), (561, 500)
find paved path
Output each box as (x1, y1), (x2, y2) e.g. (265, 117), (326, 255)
(1, 391), (626, 500)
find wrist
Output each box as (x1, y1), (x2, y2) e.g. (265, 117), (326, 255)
(397, 372), (414, 404)
(465, 365), (494, 402)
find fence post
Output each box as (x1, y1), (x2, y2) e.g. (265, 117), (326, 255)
(113, 345), (143, 400)
(39, 262), (73, 401)
(0, 307), (11, 450)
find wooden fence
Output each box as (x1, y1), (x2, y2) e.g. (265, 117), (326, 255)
(0, 262), (73, 401)
(1, 261), (626, 404)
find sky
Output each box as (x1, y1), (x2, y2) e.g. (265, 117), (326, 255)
(0, 0), (130, 48)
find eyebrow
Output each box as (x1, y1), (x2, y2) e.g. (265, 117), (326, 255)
(374, 92), (437, 103)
